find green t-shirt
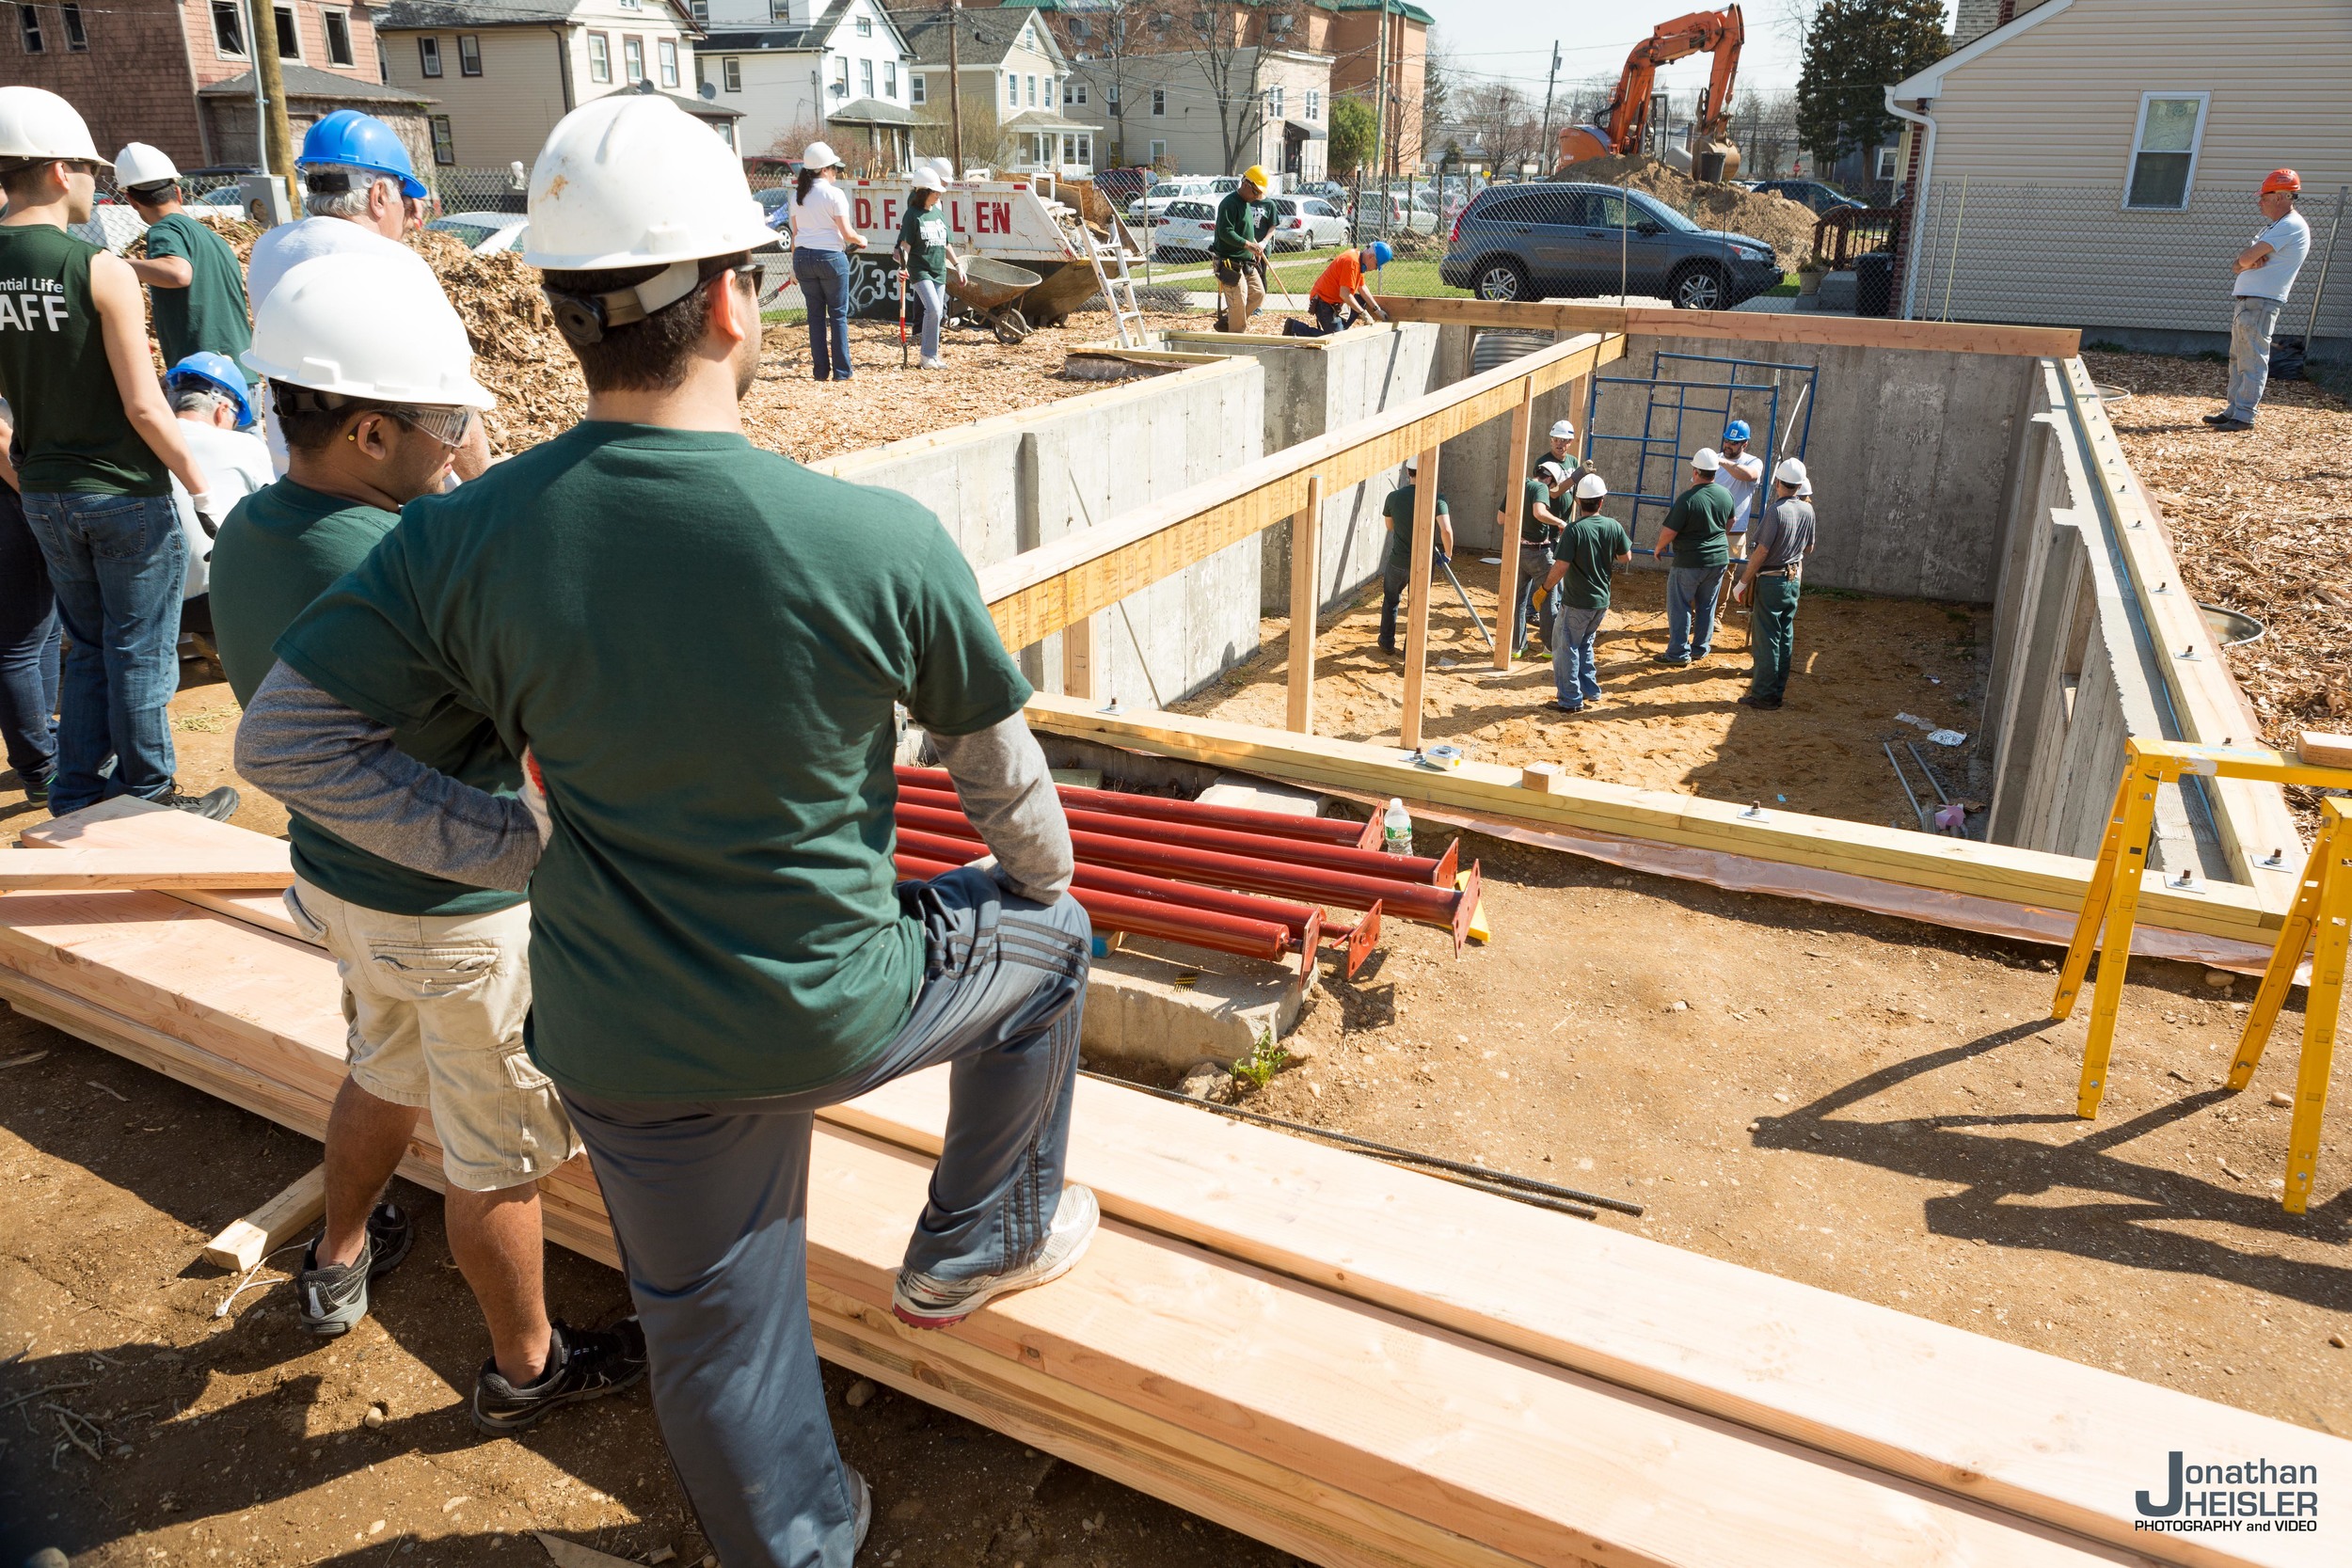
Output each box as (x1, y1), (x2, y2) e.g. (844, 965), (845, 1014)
(1381, 483), (1449, 578)
(140, 213), (256, 385)
(1213, 191), (1275, 261)
(0, 222), (167, 496)
(210, 478), (523, 919)
(274, 423), (1034, 1101)
(1550, 513), (1633, 611)
(897, 204), (949, 285)
(1519, 476), (1558, 547)
(1661, 480), (1732, 569)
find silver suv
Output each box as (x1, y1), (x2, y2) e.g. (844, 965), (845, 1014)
(1438, 182), (1783, 309)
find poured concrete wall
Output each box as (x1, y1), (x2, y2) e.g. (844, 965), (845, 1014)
(1158, 325), (1444, 613)
(818, 356), (1268, 705)
(1428, 327), (1584, 556)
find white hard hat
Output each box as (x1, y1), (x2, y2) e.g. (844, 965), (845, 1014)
(1404, 454), (1420, 474)
(1798, 478), (1813, 496)
(522, 94), (775, 271)
(1574, 472), (1608, 500)
(1774, 457), (1808, 486)
(802, 140), (844, 171)
(1534, 459), (1565, 484)
(0, 87), (109, 169)
(114, 142), (180, 188)
(1691, 447), (1721, 472)
(241, 255), (496, 410)
(1549, 419), (1575, 441)
(911, 166), (946, 194)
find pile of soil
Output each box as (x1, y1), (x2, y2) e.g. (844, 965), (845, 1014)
(409, 228), (591, 452)
(1566, 155), (1821, 267)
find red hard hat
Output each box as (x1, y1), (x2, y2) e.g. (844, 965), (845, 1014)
(2261, 167), (2301, 195)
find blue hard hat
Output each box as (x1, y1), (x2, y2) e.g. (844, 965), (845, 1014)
(1369, 240), (1393, 267)
(1722, 419), (1752, 442)
(164, 351), (255, 430)
(297, 109), (428, 200)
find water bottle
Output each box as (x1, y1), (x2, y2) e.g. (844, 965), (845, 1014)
(1380, 798), (1413, 858)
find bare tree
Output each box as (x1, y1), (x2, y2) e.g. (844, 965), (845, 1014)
(1060, 0), (1148, 167)
(1454, 78), (1541, 176)
(1180, 2), (1302, 175)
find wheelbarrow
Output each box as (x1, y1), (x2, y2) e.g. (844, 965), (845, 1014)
(946, 257), (1044, 344)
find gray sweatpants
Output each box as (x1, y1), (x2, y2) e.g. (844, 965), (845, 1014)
(559, 867), (1090, 1568)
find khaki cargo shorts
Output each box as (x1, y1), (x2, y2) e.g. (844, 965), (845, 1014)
(285, 877), (580, 1193)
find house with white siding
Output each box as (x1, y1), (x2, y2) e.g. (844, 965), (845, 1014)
(1062, 47), (1330, 182)
(1885, 0), (2349, 350)
(697, 0), (920, 166)
(897, 7), (1092, 178)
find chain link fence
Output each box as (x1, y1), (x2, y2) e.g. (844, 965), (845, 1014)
(1899, 180), (2349, 346)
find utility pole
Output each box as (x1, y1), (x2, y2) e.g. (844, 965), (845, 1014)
(248, 0), (294, 194)
(1371, 0), (1388, 189)
(947, 0), (965, 176)
(1537, 41), (1560, 177)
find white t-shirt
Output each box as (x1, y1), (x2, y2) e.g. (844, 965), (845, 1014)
(2234, 210), (2312, 301)
(791, 181), (853, 252)
(1720, 451), (1765, 533)
(245, 217), (442, 470)
(167, 420), (273, 600)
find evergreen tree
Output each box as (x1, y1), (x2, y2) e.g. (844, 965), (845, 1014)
(1795, 0), (1948, 167)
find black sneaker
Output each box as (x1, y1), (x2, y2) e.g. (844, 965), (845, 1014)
(295, 1202), (414, 1337)
(160, 785), (239, 822)
(19, 769), (51, 805)
(2201, 411), (2232, 425)
(2209, 417), (2255, 432)
(471, 1318), (648, 1435)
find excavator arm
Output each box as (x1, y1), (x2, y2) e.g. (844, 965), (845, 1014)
(1561, 6), (1744, 173)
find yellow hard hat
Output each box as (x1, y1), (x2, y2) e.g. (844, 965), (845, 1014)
(1242, 165), (1270, 190)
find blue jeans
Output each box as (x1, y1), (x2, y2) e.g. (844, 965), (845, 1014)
(2226, 295), (2281, 420)
(1664, 563), (1725, 660)
(794, 247), (854, 381)
(1552, 604), (1604, 707)
(912, 276), (946, 361)
(22, 492), (184, 812)
(1513, 545), (1557, 655)
(559, 867), (1089, 1568)
(0, 486), (60, 786)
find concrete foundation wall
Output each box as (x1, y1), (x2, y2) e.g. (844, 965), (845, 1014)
(1429, 327), (1584, 556)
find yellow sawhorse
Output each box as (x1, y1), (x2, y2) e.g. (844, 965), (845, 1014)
(2050, 736), (2352, 1212)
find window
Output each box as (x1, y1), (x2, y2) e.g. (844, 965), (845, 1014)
(1148, 137), (1167, 163)
(659, 38), (677, 87)
(2124, 91), (2208, 211)
(211, 1), (244, 55)
(1265, 85), (1282, 117)
(1026, 75), (1038, 107)
(769, 0), (788, 16)
(323, 8), (353, 65)
(1069, 79), (1087, 105)
(1151, 87), (1166, 117)
(909, 71), (925, 104)
(1106, 82), (1118, 103)
(430, 115), (456, 166)
(1304, 88), (1318, 120)
(457, 33), (482, 75)
(419, 35), (442, 76)
(832, 55), (847, 94)
(17, 4), (40, 52)
(860, 56), (872, 97)
(1005, 72), (1015, 106)
(1070, 17), (1089, 40)
(689, 0), (707, 20)
(60, 3), (85, 50)
(587, 33), (610, 82)
(1044, 75), (1054, 109)
(1875, 146), (1897, 183)
(883, 61), (895, 97)
(854, 13), (870, 36)
(274, 5), (299, 58)
(723, 55), (740, 91)
(622, 34), (644, 82)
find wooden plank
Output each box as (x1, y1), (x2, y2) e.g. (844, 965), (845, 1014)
(202, 1164), (326, 1272)
(977, 333), (1626, 650)
(2301, 732), (2352, 769)
(1286, 474), (1326, 736)
(1494, 383), (1534, 673)
(1398, 447), (1439, 752)
(19, 798), (306, 940)
(1375, 296), (2082, 358)
(0, 847), (293, 890)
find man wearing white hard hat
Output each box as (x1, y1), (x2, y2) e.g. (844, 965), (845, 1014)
(0, 87), (234, 822)
(1535, 471), (1632, 713)
(787, 140), (869, 380)
(1509, 456), (1570, 657)
(215, 253), (644, 1435)
(894, 166), (967, 370)
(1732, 457), (1817, 710)
(1547, 417), (1577, 468)
(116, 142), (258, 384)
(234, 94), (1093, 1563)
(1650, 446), (1732, 666)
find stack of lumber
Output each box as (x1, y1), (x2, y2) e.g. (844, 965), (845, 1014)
(1, 806), (2343, 1567)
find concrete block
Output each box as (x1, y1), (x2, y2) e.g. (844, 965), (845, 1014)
(1080, 937), (1303, 1069)
(1196, 774), (1327, 816)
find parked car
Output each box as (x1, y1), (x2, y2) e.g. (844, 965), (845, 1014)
(1140, 198), (1220, 261)
(1751, 179), (1862, 217)
(1352, 189), (1440, 238)
(1264, 195), (1348, 251)
(427, 211), (529, 255)
(1127, 175), (1243, 223)
(1438, 182), (1782, 309)
(1295, 179), (1351, 211)
(755, 187), (793, 215)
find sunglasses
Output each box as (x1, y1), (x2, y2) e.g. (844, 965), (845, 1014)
(343, 404), (474, 449)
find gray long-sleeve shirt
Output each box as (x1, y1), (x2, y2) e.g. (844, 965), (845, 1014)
(233, 660), (1075, 903)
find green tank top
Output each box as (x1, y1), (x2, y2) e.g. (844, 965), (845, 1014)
(0, 222), (168, 496)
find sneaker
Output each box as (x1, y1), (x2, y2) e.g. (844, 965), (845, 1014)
(470, 1318), (648, 1435)
(19, 769), (51, 805)
(295, 1202), (414, 1337)
(920, 356), (946, 371)
(1652, 653), (1691, 667)
(1750, 696), (1785, 711)
(159, 785), (239, 822)
(850, 1467), (872, 1552)
(2201, 411), (2232, 425)
(1549, 702), (1583, 714)
(2209, 417), (2254, 432)
(892, 1184), (1099, 1330)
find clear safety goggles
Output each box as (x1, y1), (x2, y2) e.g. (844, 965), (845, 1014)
(383, 404), (475, 449)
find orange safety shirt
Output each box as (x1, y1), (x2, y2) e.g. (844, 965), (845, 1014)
(1311, 249), (1363, 306)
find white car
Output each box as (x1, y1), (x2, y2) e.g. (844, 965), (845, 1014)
(1126, 174), (1243, 223)
(1140, 198), (1219, 261)
(1264, 195), (1348, 251)
(427, 211), (529, 255)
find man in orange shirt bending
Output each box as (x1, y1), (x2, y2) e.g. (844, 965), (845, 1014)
(1306, 242), (1392, 334)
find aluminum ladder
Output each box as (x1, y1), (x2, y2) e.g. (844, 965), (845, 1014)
(1078, 219), (1150, 349)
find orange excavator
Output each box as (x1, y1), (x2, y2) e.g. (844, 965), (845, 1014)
(1557, 6), (1745, 181)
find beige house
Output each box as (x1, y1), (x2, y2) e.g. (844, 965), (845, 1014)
(1064, 47), (1331, 182)
(378, 0), (739, 167)
(899, 8), (1092, 178)
(1886, 0), (2349, 347)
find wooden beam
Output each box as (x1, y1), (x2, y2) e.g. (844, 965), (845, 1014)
(1493, 383), (1534, 673)
(1399, 448), (1439, 751)
(19, 798), (304, 940)
(977, 333), (1625, 649)
(0, 847), (293, 891)
(1374, 296), (2082, 358)
(2301, 731), (2352, 769)
(202, 1163), (326, 1272)
(1285, 474), (1325, 736)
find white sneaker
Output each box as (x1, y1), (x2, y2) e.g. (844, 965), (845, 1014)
(891, 1185), (1099, 1328)
(919, 356), (946, 371)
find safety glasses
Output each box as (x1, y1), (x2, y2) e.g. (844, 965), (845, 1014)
(383, 404), (475, 449)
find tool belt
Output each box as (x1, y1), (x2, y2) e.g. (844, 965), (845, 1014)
(1214, 256), (1263, 286)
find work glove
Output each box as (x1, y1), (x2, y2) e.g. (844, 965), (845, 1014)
(189, 493), (221, 538)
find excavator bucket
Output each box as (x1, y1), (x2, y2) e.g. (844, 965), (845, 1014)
(1555, 125), (1614, 171)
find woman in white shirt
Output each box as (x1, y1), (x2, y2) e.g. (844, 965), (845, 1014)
(787, 141), (868, 382)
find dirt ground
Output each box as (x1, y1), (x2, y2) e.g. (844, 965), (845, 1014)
(1174, 560), (1994, 832)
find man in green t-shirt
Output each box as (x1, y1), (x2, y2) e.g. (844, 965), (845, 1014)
(1211, 165), (1278, 332)
(117, 142), (256, 384)
(1377, 452), (1453, 655)
(233, 95), (1092, 1565)
(1536, 472), (1632, 712)
(1650, 447), (1733, 665)
(213, 249), (644, 1433)
(1510, 457), (1578, 657)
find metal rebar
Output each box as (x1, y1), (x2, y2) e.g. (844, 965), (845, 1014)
(896, 765), (1369, 847)
(1904, 740), (1952, 806)
(1884, 740), (1930, 832)
(1436, 556), (1494, 650)
(896, 852), (1300, 970)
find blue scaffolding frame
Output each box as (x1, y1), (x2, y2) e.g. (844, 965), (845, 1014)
(1582, 351), (1820, 547)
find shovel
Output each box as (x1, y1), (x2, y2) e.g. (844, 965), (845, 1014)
(897, 263), (910, 369)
